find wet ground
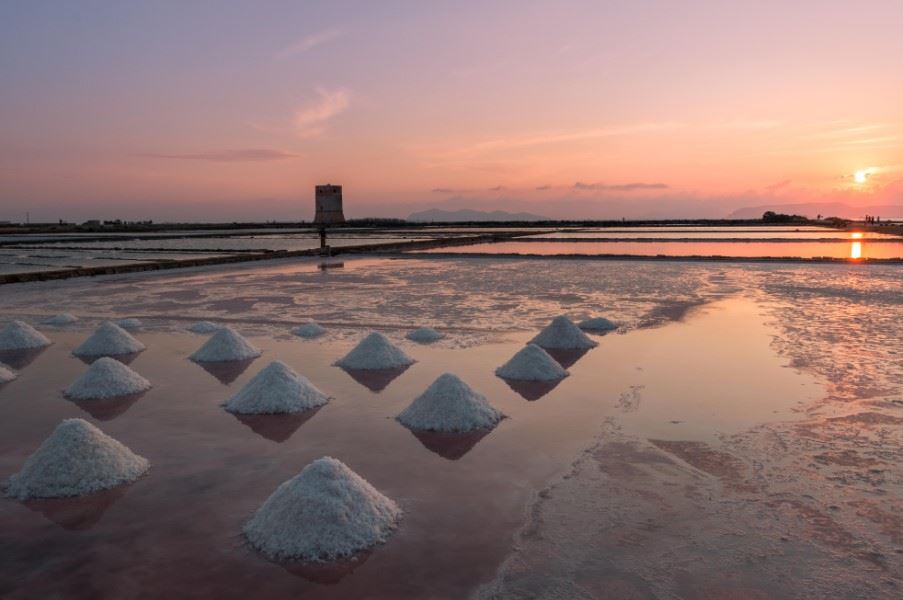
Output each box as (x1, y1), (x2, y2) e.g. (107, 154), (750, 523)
(0, 256), (900, 599)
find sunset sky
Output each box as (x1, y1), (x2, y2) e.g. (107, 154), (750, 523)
(2, 1), (902, 222)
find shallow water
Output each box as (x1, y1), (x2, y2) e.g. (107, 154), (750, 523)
(418, 239), (903, 260)
(0, 256), (900, 598)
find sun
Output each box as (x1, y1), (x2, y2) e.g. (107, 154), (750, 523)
(854, 169), (870, 184)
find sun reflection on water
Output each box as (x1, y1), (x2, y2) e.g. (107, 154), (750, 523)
(851, 241), (862, 259)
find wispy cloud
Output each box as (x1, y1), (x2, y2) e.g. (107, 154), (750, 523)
(573, 182), (670, 191)
(535, 185), (552, 191)
(294, 87), (351, 138)
(136, 149), (298, 162)
(276, 29), (341, 58)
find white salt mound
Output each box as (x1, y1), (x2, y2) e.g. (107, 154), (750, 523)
(578, 316), (618, 332)
(5, 418), (149, 500)
(190, 326), (261, 362)
(65, 357), (151, 400)
(224, 360), (328, 415)
(73, 321), (145, 357)
(397, 373), (503, 432)
(335, 332), (414, 370)
(42, 313), (79, 326)
(244, 456), (401, 561)
(0, 362), (17, 384)
(0, 320), (51, 351)
(495, 343), (569, 381)
(189, 321), (221, 334)
(293, 322), (327, 339)
(405, 327), (444, 343)
(115, 318), (142, 330)
(529, 316), (598, 349)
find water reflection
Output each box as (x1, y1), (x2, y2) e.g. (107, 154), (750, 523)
(500, 377), (564, 401)
(407, 428), (492, 460)
(542, 347), (591, 369)
(0, 346), (47, 370)
(280, 549), (371, 584)
(76, 351), (141, 366)
(851, 241), (862, 259)
(22, 484), (130, 531)
(231, 408), (322, 443)
(339, 365), (410, 393)
(69, 391), (147, 421)
(194, 358), (257, 385)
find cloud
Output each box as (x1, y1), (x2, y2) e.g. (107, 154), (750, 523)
(136, 149), (298, 162)
(535, 185), (552, 191)
(294, 87), (351, 138)
(573, 182), (670, 191)
(276, 29), (341, 58)
(764, 179), (792, 193)
(488, 185), (505, 191)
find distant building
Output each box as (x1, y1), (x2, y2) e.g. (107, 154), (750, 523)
(83, 219), (101, 226)
(314, 184), (345, 225)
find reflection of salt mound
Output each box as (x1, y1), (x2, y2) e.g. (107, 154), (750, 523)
(405, 327), (444, 343)
(578, 317), (617, 332)
(0, 362), (16, 383)
(335, 332), (413, 370)
(224, 361), (328, 415)
(398, 373), (503, 433)
(65, 357), (151, 400)
(294, 322), (326, 339)
(0, 320), (51, 351)
(6, 418), (149, 500)
(42, 313), (79, 326)
(190, 327), (261, 362)
(244, 457), (401, 561)
(115, 318), (142, 330)
(188, 321), (220, 334)
(496, 344), (568, 381)
(73, 322), (145, 357)
(530, 316), (598, 349)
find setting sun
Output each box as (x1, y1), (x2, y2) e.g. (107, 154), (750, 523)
(854, 169), (870, 184)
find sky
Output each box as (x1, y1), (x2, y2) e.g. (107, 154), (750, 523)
(2, 0), (902, 222)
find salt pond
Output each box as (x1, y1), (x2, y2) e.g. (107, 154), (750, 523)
(0, 255), (900, 598)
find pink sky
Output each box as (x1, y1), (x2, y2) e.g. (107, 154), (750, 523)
(1, 1), (902, 222)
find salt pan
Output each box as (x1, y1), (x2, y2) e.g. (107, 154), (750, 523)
(397, 373), (503, 432)
(529, 316), (598, 349)
(5, 418), (149, 500)
(190, 327), (261, 362)
(42, 313), (79, 326)
(578, 316), (618, 332)
(244, 456), (401, 561)
(188, 321), (221, 334)
(224, 361), (328, 415)
(335, 332), (413, 370)
(293, 322), (327, 339)
(496, 343), (569, 381)
(0, 362), (16, 383)
(73, 322), (145, 357)
(405, 327), (444, 343)
(65, 357), (151, 400)
(0, 320), (51, 351)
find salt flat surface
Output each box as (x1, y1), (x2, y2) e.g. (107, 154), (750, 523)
(0, 256), (900, 598)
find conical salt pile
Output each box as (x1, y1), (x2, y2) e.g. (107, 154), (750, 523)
(0, 320), (51, 351)
(244, 456), (401, 561)
(0, 362), (16, 383)
(335, 332), (413, 370)
(496, 343), (569, 381)
(5, 418), (150, 500)
(578, 316), (617, 332)
(529, 316), (598, 349)
(405, 327), (444, 343)
(73, 321), (145, 357)
(190, 326), (261, 362)
(293, 322), (326, 339)
(224, 361), (328, 415)
(42, 313), (79, 326)
(65, 357), (151, 400)
(188, 321), (220, 334)
(397, 373), (503, 432)
(115, 318), (142, 330)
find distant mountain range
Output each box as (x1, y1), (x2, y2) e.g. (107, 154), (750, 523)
(407, 208), (549, 222)
(728, 202), (903, 220)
